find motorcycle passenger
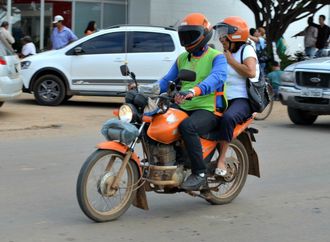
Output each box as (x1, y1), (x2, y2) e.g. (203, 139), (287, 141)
(158, 13), (227, 190)
(213, 16), (257, 177)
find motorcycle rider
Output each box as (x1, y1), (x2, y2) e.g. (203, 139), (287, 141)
(158, 13), (228, 190)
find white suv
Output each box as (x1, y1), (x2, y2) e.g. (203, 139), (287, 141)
(21, 25), (185, 106)
(0, 41), (22, 108)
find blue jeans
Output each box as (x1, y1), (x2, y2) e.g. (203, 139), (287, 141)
(305, 47), (316, 58)
(217, 98), (252, 142)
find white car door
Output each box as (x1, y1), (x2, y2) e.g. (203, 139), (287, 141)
(69, 31), (129, 94)
(126, 31), (178, 84)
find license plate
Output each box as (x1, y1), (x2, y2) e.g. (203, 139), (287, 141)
(301, 88), (323, 97)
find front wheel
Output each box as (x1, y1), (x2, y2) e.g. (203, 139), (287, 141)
(76, 149), (139, 222)
(204, 139), (249, 205)
(0, 102), (4, 108)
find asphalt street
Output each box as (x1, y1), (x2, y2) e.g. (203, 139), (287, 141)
(1, 97), (330, 242)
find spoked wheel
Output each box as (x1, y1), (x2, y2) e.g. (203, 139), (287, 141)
(76, 149), (139, 222)
(255, 99), (273, 120)
(203, 139), (249, 205)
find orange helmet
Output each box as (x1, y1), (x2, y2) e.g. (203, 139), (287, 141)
(178, 13), (213, 53)
(213, 16), (249, 42)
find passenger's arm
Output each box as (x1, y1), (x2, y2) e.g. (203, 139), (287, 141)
(225, 50), (256, 78)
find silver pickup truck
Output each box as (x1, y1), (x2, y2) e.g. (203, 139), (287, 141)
(279, 57), (330, 125)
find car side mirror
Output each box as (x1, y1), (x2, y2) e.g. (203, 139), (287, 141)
(178, 69), (196, 82)
(74, 47), (84, 55)
(120, 64), (130, 76)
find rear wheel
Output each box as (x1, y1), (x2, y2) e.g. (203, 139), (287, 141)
(203, 139), (249, 205)
(288, 107), (317, 125)
(33, 74), (66, 106)
(0, 102), (4, 107)
(76, 149), (139, 222)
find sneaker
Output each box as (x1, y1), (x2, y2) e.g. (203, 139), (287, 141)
(181, 173), (207, 191)
(215, 167), (227, 177)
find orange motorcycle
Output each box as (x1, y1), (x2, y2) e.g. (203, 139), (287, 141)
(76, 66), (260, 222)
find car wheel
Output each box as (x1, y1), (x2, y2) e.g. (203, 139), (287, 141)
(0, 102), (4, 107)
(33, 74), (66, 106)
(287, 107), (317, 125)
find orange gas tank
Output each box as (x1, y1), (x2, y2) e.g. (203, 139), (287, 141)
(147, 108), (188, 144)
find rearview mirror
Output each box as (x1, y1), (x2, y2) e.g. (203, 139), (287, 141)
(120, 65), (130, 76)
(177, 69), (196, 82)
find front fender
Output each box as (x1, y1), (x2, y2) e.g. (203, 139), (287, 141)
(97, 141), (148, 210)
(96, 141), (141, 174)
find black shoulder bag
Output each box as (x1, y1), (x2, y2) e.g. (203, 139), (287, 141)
(240, 45), (272, 113)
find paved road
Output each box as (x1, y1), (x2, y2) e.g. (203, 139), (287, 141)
(1, 96), (330, 242)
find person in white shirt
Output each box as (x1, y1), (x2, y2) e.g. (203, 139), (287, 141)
(213, 16), (258, 177)
(20, 36), (36, 58)
(0, 21), (15, 47)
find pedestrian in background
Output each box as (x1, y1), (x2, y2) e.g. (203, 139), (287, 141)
(19, 35), (36, 58)
(314, 15), (330, 57)
(249, 27), (267, 74)
(84, 21), (97, 36)
(267, 61), (283, 100)
(292, 16), (318, 58)
(0, 21), (15, 49)
(51, 15), (78, 50)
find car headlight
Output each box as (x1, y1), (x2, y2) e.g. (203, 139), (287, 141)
(21, 61), (31, 69)
(281, 71), (295, 86)
(119, 104), (137, 123)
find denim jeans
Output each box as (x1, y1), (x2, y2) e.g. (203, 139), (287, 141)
(305, 47), (316, 58)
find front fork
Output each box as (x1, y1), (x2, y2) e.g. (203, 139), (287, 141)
(110, 122), (147, 190)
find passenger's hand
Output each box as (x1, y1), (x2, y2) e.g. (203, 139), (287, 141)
(224, 49), (234, 65)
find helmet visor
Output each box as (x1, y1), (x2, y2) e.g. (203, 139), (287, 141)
(213, 23), (237, 39)
(178, 25), (204, 47)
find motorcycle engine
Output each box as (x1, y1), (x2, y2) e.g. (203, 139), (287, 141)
(149, 142), (176, 166)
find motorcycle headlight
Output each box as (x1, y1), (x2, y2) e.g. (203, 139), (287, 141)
(119, 104), (137, 123)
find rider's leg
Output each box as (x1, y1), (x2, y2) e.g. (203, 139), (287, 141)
(179, 109), (219, 189)
(216, 98), (251, 176)
(217, 140), (229, 171)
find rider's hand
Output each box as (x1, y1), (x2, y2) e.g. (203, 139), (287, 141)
(174, 90), (194, 104)
(127, 82), (136, 91)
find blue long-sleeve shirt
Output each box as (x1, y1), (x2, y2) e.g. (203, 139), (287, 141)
(158, 48), (227, 96)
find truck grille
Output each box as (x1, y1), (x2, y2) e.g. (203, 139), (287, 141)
(295, 72), (330, 88)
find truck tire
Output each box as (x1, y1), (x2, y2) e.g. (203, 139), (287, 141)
(288, 107), (317, 125)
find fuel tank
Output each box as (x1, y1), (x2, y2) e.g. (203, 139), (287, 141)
(147, 108), (188, 144)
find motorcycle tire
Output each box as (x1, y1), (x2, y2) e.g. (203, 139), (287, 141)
(203, 139), (249, 205)
(76, 149), (139, 222)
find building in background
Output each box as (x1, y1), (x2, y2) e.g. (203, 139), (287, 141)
(1, 0), (329, 54)
(1, 0), (127, 51)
